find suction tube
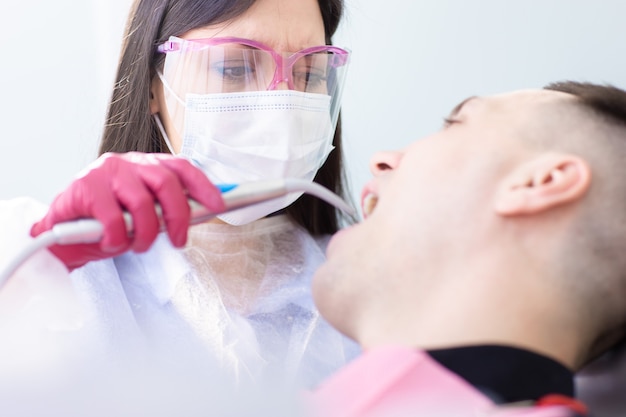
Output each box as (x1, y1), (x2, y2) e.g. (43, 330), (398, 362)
(0, 178), (354, 289)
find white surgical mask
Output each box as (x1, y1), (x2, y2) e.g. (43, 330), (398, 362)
(155, 88), (334, 225)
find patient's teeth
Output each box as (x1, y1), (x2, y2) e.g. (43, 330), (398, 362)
(362, 193), (378, 218)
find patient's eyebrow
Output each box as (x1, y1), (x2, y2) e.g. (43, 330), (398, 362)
(448, 96), (478, 119)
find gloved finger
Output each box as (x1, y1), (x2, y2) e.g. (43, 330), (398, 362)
(158, 157), (225, 214)
(78, 170), (135, 253)
(30, 169), (129, 255)
(135, 161), (191, 248)
(113, 186), (161, 253)
(89, 156), (160, 252)
(30, 213), (55, 237)
(30, 181), (95, 236)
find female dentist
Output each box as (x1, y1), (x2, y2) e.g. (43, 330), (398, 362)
(13, 0), (359, 388)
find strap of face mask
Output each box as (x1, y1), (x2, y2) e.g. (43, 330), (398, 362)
(157, 71), (186, 107)
(153, 112), (177, 155)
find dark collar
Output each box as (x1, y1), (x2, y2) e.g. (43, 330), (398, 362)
(427, 345), (574, 404)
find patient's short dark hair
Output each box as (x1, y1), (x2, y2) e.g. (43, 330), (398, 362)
(544, 81), (626, 128)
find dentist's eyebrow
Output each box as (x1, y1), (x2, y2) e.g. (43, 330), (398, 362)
(447, 96), (479, 119)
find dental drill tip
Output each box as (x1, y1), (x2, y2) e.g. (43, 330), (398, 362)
(284, 178), (355, 216)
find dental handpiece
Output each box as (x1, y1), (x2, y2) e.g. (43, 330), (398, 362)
(0, 179), (354, 289)
(51, 178), (354, 245)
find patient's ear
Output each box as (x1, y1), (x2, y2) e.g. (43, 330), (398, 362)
(494, 153), (591, 216)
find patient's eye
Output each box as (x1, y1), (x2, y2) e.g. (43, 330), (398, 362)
(442, 117), (460, 128)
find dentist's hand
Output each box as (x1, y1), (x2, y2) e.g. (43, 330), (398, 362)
(30, 152), (225, 270)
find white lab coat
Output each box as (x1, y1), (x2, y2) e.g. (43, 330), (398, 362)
(0, 197), (359, 400)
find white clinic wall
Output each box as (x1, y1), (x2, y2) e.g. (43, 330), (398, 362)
(1, 0), (625, 208)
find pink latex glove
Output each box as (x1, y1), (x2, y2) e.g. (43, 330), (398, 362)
(30, 152), (225, 270)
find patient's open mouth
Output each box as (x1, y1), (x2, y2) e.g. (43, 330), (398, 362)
(362, 193), (378, 219)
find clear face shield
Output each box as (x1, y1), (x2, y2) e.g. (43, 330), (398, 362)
(156, 36), (351, 141)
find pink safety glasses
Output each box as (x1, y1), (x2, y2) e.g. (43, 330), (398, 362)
(157, 36), (350, 94)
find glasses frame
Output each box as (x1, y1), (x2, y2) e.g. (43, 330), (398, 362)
(157, 36), (350, 91)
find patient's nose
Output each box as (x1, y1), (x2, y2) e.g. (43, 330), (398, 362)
(370, 150), (403, 176)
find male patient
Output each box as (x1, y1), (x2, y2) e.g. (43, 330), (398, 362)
(308, 81), (626, 416)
